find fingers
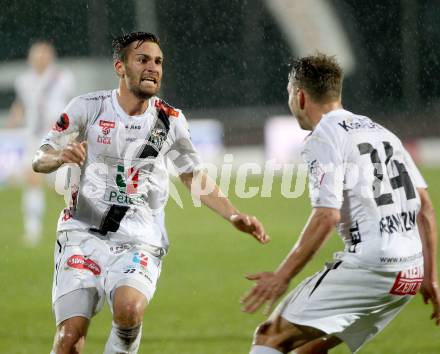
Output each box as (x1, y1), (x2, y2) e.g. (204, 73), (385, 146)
(250, 216), (270, 244)
(241, 286), (271, 313)
(61, 142), (87, 166)
(231, 213), (270, 244)
(252, 229), (271, 244)
(263, 298), (277, 316)
(246, 273), (262, 281)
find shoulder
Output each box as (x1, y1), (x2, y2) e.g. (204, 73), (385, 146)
(54, 66), (75, 84)
(152, 97), (183, 119)
(64, 90), (112, 118)
(303, 110), (353, 159)
(15, 69), (34, 90)
(78, 90), (113, 102)
(69, 90), (113, 108)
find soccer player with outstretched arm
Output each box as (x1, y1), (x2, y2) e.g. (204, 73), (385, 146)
(241, 53), (440, 354)
(33, 32), (269, 354)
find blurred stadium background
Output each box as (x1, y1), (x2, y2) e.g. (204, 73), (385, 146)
(0, 1), (439, 353)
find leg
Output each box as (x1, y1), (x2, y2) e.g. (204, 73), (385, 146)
(52, 316), (89, 354)
(51, 288), (99, 354)
(22, 169), (45, 246)
(293, 336), (342, 354)
(104, 286), (148, 354)
(250, 315), (327, 354)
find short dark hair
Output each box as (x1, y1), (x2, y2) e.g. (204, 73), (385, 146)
(289, 53), (343, 102)
(112, 31), (160, 62)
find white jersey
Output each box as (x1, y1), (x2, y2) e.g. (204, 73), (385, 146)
(302, 109), (427, 271)
(15, 64), (74, 139)
(42, 89), (202, 249)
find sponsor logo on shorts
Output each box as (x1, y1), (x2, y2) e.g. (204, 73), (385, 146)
(53, 113), (70, 132)
(123, 266), (153, 283)
(132, 252), (148, 267)
(109, 244), (131, 254)
(67, 255), (101, 275)
(390, 265), (423, 296)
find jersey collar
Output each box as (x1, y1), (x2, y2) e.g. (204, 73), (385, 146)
(112, 89), (156, 120)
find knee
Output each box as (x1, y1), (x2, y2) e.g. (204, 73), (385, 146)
(113, 300), (145, 328)
(253, 321), (288, 352)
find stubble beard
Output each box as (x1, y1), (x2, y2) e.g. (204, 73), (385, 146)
(130, 84), (154, 100)
(125, 66), (158, 100)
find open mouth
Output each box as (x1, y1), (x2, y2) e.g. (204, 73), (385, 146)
(141, 77), (157, 84)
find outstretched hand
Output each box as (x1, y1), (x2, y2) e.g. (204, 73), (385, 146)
(420, 279), (440, 325)
(241, 272), (289, 314)
(229, 214), (270, 244)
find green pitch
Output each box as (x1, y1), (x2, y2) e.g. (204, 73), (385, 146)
(1, 169), (439, 354)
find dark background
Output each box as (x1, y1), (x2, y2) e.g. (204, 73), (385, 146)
(1, 0), (439, 142)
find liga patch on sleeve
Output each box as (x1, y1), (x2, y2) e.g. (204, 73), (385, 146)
(53, 113), (70, 132)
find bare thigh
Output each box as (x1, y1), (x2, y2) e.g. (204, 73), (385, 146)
(294, 335), (343, 354)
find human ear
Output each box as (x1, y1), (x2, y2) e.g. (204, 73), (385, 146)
(299, 91), (305, 110)
(114, 60), (125, 78)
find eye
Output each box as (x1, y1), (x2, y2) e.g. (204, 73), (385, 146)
(155, 58), (163, 65)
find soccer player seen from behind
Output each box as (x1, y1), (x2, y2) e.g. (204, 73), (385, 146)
(33, 31), (269, 354)
(241, 53), (440, 354)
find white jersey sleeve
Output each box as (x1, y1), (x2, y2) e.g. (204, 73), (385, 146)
(167, 112), (202, 174)
(302, 133), (344, 209)
(41, 96), (88, 150)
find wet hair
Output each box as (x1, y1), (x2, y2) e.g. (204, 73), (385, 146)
(289, 53), (343, 102)
(112, 31), (160, 62)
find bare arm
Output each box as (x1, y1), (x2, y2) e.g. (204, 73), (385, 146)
(6, 100), (25, 128)
(241, 207), (340, 313)
(33, 142), (87, 174)
(417, 187), (440, 325)
(275, 207), (340, 280)
(179, 171), (269, 244)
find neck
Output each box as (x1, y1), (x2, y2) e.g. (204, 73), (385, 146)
(117, 82), (150, 116)
(309, 101), (343, 129)
(34, 63), (51, 75)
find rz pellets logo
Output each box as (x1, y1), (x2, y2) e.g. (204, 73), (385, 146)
(116, 165), (139, 195)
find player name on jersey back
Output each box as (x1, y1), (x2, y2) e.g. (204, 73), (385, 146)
(302, 109), (425, 271)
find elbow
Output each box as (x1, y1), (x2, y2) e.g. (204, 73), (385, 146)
(417, 204), (435, 225)
(418, 193), (435, 222)
(32, 158), (40, 173)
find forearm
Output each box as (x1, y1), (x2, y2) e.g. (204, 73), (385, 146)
(180, 171), (237, 220)
(32, 145), (63, 173)
(6, 100), (24, 128)
(275, 208), (339, 281)
(418, 208), (438, 280)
